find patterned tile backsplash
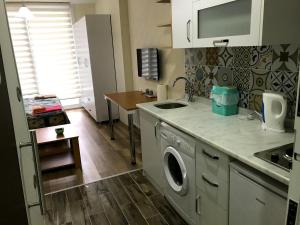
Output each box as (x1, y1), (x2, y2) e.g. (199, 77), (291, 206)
(185, 44), (300, 119)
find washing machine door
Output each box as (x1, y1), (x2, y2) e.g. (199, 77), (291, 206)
(163, 146), (188, 196)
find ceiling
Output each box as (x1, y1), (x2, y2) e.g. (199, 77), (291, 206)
(5, 0), (96, 3)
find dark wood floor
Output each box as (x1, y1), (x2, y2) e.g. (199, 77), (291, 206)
(44, 170), (187, 225)
(42, 108), (142, 194)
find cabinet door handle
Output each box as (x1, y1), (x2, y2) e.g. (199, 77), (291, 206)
(19, 131), (45, 214)
(196, 195), (201, 215)
(213, 39), (229, 47)
(187, 20), (191, 43)
(16, 86), (22, 102)
(256, 198), (266, 206)
(161, 132), (168, 140)
(202, 150), (219, 160)
(202, 175), (219, 188)
(154, 122), (159, 137)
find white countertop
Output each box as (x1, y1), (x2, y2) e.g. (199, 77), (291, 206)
(137, 98), (295, 185)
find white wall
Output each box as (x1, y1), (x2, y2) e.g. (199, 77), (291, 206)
(128, 0), (185, 100)
(71, 3), (95, 23)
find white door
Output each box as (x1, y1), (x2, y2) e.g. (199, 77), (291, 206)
(192, 0), (262, 47)
(0, 1), (44, 224)
(172, 0), (193, 48)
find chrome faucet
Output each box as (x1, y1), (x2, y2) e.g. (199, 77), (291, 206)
(173, 76), (194, 102)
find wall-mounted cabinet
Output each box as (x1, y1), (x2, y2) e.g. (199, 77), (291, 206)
(172, 0), (300, 48)
(171, 0), (193, 48)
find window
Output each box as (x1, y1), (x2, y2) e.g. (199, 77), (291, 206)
(6, 3), (81, 102)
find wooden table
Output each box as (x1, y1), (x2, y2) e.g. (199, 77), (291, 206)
(104, 91), (157, 164)
(36, 124), (82, 171)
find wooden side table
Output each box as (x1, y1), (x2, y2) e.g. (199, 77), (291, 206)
(36, 124), (82, 171)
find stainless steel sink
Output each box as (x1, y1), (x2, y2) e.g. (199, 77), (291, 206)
(154, 102), (187, 109)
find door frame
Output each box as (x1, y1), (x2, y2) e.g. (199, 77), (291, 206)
(0, 1), (44, 224)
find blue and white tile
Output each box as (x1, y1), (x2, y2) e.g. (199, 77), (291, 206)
(218, 47), (234, 67)
(251, 46), (273, 70)
(202, 66), (218, 97)
(232, 68), (251, 91)
(238, 91), (249, 108)
(272, 44), (299, 72)
(268, 71), (298, 102)
(249, 91), (263, 112)
(232, 47), (251, 68)
(217, 67), (233, 86)
(249, 68), (270, 92)
(206, 48), (219, 66)
(185, 48), (206, 66)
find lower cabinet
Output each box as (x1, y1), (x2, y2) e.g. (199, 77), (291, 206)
(196, 141), (230, 225)
(196, 188), (228, 225)
(139, 110), (164, 193)
(229, 163), (288, 225)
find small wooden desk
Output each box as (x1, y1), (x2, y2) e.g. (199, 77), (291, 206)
(36, 124), (82, 171)
(104, 91), (157, 164)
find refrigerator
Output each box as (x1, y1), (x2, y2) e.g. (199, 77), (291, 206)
(286, 70), (300, 224)
(0, 1), (44, 224)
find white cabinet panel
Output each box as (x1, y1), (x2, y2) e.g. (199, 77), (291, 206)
(230, 164), (287, 225)
(140, 110), (164, 193)
(197, 173), (229, 210)
(197, 188), (228, 225)
(172, 0), (300, 47)
(196, 141), (230, 225)
(171, 0), (193, 48)
(196, 142), (229, 184)
(192, 0), (261, 47)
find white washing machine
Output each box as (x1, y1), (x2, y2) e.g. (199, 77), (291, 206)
(160, 122), (196, 225)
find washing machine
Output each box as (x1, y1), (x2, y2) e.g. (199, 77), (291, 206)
(160, 122), (196, 225)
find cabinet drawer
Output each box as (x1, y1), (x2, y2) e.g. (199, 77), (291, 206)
(197, 189), (228, 225)
(197, 173), (229, 210)
(196, 142), (229, 183)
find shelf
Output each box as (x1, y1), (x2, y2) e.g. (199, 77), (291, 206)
(159, 47), (173, 49)
(157, 24), (172, 28)
(40, 151), (75, 172)
(38, 141), (69, 157)
(156, 0), (170, 3)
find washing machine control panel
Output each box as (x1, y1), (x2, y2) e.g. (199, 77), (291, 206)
(160, 126), (196, 157)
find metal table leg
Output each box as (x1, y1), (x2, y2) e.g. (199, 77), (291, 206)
(128, 113), (136, 165)
(106, 99), (115, 140)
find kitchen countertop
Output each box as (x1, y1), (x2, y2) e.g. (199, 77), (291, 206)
(137, 98), (295, 185)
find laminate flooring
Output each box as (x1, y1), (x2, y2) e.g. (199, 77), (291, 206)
(44, 170), (188, 225)
(42, 108), (142, 194)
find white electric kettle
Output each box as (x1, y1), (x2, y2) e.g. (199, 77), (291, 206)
(262, 92), (287, 132)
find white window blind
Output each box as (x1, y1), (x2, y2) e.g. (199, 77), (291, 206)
(6, 3), (81, 100)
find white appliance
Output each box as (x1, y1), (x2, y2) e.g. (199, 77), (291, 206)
(160, 122), (196, 225)
(0, 1), (44, 224)
(262, 92), (287, 133)
(286, 71), (300, 224)
(230, 162), (288, 225)
(74, 15), (118, 122)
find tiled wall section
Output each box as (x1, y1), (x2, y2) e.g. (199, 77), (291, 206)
(185, 45), (300, 119)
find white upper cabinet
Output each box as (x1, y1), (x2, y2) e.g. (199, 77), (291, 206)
(171, 0), (193, 48)
(172, 0), (300, 48)
(193, 0), (262, 47)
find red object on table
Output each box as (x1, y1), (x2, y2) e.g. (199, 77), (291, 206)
(33, 104), (62, 115)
